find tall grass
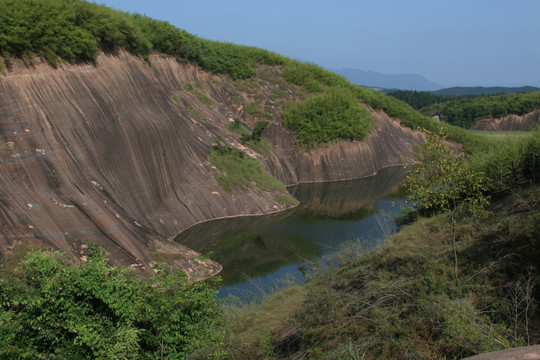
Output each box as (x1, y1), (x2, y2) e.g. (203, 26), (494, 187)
(209, 144), (285, 194)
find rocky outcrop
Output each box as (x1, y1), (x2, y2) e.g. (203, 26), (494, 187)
(468, 110), (540, 131)
(0, 52), (424, 272)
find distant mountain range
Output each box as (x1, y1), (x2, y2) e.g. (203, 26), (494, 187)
(331, 67), (540, 95)
(331, 68), (444, 91)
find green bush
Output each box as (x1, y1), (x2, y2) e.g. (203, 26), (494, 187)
(0, 248), (224, 359)
(282, 87), (372, 148)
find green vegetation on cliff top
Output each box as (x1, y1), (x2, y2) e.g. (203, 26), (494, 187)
(0, 0), (496, 152)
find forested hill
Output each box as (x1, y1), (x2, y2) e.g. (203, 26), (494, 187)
(433, 86), (540, 96)
(386, 87), (540, 129)
(420, 92), (540, 128)
(386, 87), (540, 111)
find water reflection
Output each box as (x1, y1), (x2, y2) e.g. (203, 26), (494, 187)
(176, 213), (320, 285)
(174, 166), (409, 298)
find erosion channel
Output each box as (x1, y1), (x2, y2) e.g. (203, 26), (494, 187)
(175, 166), (409, 300)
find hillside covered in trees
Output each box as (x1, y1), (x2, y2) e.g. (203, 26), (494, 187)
(420, 92), (540, 128)
(387, 89), (540, 129)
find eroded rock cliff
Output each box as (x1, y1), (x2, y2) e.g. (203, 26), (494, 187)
(0, 52), (424, 273)
(468, 109), (540, 131)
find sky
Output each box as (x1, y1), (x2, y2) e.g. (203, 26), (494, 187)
(95, 0), (540, 87)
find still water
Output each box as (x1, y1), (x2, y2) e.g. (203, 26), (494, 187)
(175, 166), (409, 301)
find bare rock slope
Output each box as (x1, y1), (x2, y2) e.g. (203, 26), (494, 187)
(468, 109), (540, 131)
(0, 53), (424, 272)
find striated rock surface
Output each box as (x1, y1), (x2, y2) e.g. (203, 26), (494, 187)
(0, 52), (424, 272)
(468, 109), (540, 131)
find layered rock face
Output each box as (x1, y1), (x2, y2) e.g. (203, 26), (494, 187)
(468, 109), (540, 131)
(0, 53), (424, 272)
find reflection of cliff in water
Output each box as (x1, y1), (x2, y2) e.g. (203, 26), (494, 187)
(174, 166), (408, 286)
(174, 213), (319, 285)
(290, 166), (408, 220)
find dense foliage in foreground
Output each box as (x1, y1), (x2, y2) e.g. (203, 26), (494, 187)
(0, 247), (224, 359)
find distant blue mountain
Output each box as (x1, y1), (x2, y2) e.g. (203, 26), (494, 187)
(331, 68), (444, 91)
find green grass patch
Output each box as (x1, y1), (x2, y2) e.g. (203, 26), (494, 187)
(171, 94), (180, 102)
(234, 79), (258, 93)
(209, 144), (285, 194)
(273, 193), (297, 205)
(469, 130), (530, 141)
(224, 285), (307, 359)
(243, 101), (272, 118)
(245, 139), (273, 157)
(226, 120), (251, 137)
(270, 87), (287, 100)
(188, 106), (207, 121)
(258, 69), (274, 81)
(150, 251), (187, 262)
(195, 91), (214, 108)
(282, 61), (345, 94)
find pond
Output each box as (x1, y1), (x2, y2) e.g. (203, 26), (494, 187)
(174, 166), (409, 301)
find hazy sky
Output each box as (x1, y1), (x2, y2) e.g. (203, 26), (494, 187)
(95, 0), (540, 87)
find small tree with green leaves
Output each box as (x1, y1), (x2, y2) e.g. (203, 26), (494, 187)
(405, 130), (494, 284)
(241, 121), (269, 143)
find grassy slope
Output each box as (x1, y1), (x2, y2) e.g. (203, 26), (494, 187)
(224, 130), (540, 359)
(291, 187), (540, 359)
(223, 185), (540, 360)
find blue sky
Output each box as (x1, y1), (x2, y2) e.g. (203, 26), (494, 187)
(95, 0), (540, 87)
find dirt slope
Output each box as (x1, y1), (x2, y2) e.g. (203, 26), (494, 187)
(0, 52), (424, 272)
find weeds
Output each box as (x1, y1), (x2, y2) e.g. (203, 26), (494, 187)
(209, 144), (285, 194)
(188, 106), (207, 122)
